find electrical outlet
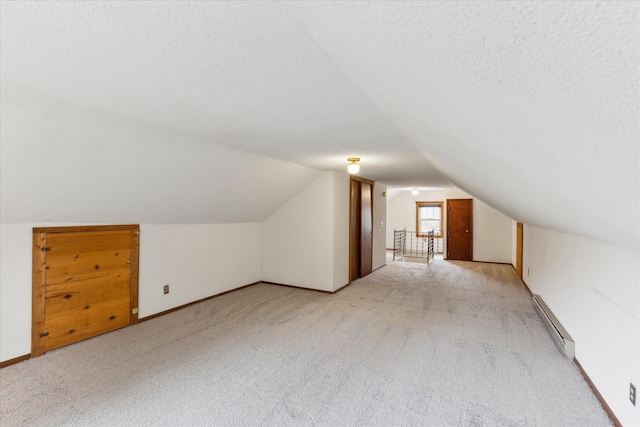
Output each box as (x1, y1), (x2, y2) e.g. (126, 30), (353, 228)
(631, 383), (636, 406)
(164, 285), (169, 295)
(527, 268), (530, 276)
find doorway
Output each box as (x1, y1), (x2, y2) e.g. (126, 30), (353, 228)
(446, 199), (473, 261)
(32, 225), (139, 357)
(349, 176), (374, 282)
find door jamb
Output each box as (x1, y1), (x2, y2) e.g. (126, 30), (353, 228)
(516, 222), (523, 278)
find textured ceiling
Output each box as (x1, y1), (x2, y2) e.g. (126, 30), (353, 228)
(0, 0), (448, 187)
(285, 1), (639, 250)
(1, 1), (638, 250)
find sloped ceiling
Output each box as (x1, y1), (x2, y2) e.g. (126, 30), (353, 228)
(0, 82), (324, 225)
(1, 1), (637, 250)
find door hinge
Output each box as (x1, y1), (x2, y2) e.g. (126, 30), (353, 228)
(40, 332), (49, 337)
(40, 247), (51, 252)
(132, 308), (138, 314)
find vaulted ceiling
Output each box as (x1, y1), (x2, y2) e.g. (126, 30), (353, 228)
(1, 1), (638, 250)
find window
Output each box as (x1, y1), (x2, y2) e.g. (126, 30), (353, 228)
(416, 201), (443, 237)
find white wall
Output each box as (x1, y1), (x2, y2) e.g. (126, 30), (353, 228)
(0, 224), (37, 361)
(522, 225), (639, 426)
(139, 224), (261, 317)
(261, 171), (385, 291)
(372, 182), (387, 270)
(444, 188), (512, 263)
(333, 172), (350, 291)
(262, 171), (341, 292)
(0, 222), (261, 362)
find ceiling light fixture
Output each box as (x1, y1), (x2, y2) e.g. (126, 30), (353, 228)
(411, 188), (419, 196)
(347, 157), (360, 174)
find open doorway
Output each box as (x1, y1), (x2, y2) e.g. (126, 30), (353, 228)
(384, 187), (446, 258)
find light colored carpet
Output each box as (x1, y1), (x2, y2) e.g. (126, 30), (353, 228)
(0, 259), (611, 426)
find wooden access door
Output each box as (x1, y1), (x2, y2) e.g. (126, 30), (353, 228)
(32, 225), (139, 357)
(446, 199), (473, 261)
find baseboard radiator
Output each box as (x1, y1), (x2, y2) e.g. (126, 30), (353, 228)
(533, 295), (575, 358)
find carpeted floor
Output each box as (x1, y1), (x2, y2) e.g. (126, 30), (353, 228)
(0, 259), (611, 426)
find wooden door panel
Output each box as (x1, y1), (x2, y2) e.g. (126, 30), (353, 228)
(447, 199), (473, 261)
(45, 251), (131, 280)
(45, 230), (132, 252)
(44, 230), (131, 352)
(46, 265), (130, 286)
(45, 291), (130, 328)
(46, 231), (132, 280)
(45, 275), (130, 313)
(32, 225), (139, 357)
(44, 302), (130, 352)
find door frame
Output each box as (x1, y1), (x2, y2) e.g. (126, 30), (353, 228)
(516, 222), (523, 278)
(32, 224), (140, 357)
(349, 175), (374, 283)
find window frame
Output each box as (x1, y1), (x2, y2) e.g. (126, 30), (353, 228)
(416, 201), (444, 238)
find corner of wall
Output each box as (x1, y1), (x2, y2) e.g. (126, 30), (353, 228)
(333, 171), (350, 291)
(261, 171), (335, 291)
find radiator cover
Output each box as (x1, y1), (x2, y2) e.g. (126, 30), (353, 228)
(533, 294), (575, 358)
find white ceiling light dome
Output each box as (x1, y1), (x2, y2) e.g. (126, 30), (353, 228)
(347, 157), (360, 174)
